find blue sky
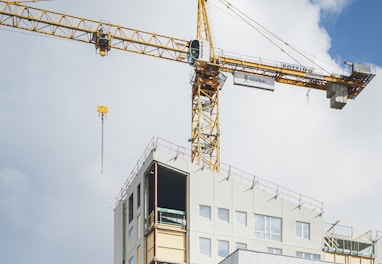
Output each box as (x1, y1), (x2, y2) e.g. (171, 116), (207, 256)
(321, 0), (382, 66)
(0, 1), (381, 264)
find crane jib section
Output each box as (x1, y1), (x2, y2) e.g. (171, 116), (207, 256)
(1, 1), (375, 100)
(0, 0), (376, 171)
(218, 56), (375, 100)
(0, 1), (189, 62)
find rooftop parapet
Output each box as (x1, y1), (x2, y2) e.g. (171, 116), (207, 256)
(115, 137), (324, 214)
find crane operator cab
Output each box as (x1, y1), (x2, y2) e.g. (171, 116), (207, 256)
(91, 28), (111, 57)
(187, 39), (211, 66)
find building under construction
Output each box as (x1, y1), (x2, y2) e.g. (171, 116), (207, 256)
(0, 2), (377, 264)
(114, 137), (381, 264)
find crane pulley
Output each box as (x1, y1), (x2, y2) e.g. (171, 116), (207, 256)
(0, 0), (375, 172)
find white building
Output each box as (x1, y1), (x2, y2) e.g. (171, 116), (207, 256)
(114, 138), (380, 264)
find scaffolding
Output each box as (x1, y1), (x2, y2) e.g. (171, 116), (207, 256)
(324, 222), (378, 264)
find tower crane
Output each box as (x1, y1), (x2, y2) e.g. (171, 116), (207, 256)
(0, 0), (375, 172)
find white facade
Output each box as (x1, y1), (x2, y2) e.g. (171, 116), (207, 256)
(114, 138), (380, 264)
(220, 249), (330, 264)
(188, 158), (324, 264)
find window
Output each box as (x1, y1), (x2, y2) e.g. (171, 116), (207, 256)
(137, 184), (141, 208)
(128, 226), (134, 238)
(268, 247), (282, 255)
(254, 214), (282, 241)
(129, 193), (134, 223)
(199, 237), (211, 256)
(296, 221), (310, 239)
(199, 205), (211, 219)
(235, 242), (247, 250)
(137, 214), (141, 239)
(137, 245), (141, 264)
(218, 240), (229, 258)
(128, 256), (134, 264)
(218, 208), (229, 222)
(235, 211), (247, 225)
(296, 251), (320, 260)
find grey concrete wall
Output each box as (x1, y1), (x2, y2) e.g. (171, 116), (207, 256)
(114, 200), (125, 264)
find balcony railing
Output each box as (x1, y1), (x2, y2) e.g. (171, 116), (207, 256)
(146, 207), (186, 232)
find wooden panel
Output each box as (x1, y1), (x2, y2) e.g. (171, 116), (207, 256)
(361, 257), (373, 264)
(324, 252), (374, 264)
(145, 232), (154, 264)
(351, 256), (361, 264)
(336, 254), (346, 263)
(156, 228), (186, 263)
(325, 252), (335, 262)
(137, 245), (141, 264)
(157, 229), (186, 250)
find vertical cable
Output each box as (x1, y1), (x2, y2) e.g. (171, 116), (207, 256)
(101, 114), (104, 174)
(97, 105), (108, 174)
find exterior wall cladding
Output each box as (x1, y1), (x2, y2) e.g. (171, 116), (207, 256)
(114, 139), (381, 264)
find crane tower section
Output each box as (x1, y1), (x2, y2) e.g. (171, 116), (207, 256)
(0, 0), (376, 172)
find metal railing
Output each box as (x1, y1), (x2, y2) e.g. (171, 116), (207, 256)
(146, 207), (186, 231)
(323, 222), (380, 258)
(115, 137), (324, 213)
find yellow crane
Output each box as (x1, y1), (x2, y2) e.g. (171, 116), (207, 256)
(0, 0), (375, 172)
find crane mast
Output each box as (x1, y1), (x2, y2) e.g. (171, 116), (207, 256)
(189, 0), (224, 171)
(0, 0), (375, 172)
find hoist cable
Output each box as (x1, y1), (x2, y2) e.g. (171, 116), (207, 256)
(217, 0), (331, 75)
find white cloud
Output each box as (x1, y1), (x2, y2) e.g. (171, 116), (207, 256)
(310, 0), (351, 13)
(0, 0), (380, 263)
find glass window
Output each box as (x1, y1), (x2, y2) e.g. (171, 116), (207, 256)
(296, 221), (310, 239)
(128, 256), (134, 264)
(218, 240), (229, 258)
(129, 193), (134, 223)
(137, 184), (141, 208)
(199, 237), (211, 256)
(254, 214), (282, 241)
(128, 226), (134, 238)
(235, 242), (247, 250)
(199, 205), (211, 219)
(268, 247), (282, 255)
(235, 211), (247, 225)
(296, 251), (320, 260)
(218, 208), (229, 223)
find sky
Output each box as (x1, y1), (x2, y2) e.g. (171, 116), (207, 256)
(0, 0), (381, 263)
(320, 0), (382, 66)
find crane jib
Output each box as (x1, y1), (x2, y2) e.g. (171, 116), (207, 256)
(0, 0), (376, 172)
(281, 62), (315, 73)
